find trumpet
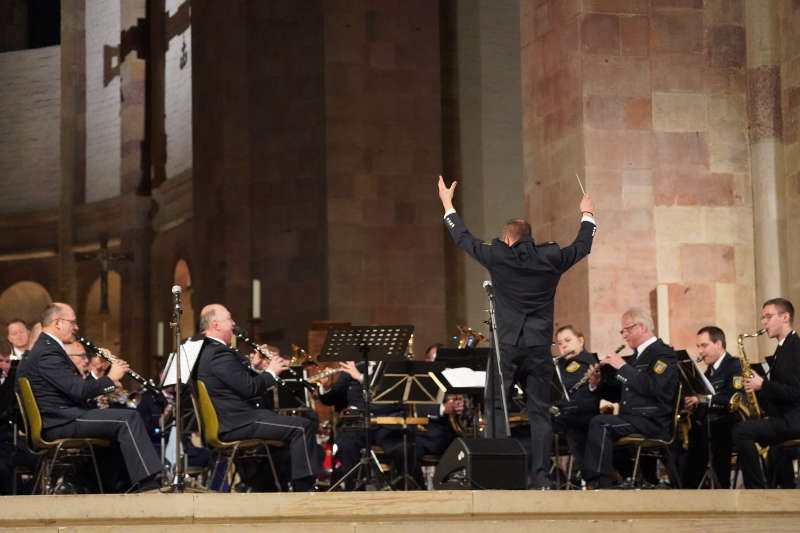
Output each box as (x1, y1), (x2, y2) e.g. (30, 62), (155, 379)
(77, 335), (161, 392)
(233, 327), (316, 392)
(289, 344), (316, 366)
(454, 325), (487, 349)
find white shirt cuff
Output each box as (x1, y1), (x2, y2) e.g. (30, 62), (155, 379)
(581, 214), (596, 225)
(443, 209), (456, 218)
(266, 370), (278, 382)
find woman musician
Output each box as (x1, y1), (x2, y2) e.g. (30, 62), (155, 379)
(552, 325), (602, 481)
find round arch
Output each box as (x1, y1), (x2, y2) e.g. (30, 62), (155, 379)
(0, 280), (52, 329)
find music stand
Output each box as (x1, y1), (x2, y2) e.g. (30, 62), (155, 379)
(318, 325), (413, 491)
(676, 351), (719, 488)
(372, 361), (447, 489)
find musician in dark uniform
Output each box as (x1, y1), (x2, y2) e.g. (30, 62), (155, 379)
(582, 308), (678, 489)
(733, 298), (800, 488)
(551, 325), (601, 479)
(194, 303), (321, 491)
(682, 326), (741, 488)
(7, 319), (31, 360)
(438, 176), (596, 488)
(15, 303), (164, 492)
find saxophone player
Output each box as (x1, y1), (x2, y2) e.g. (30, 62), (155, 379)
(733, 298), (800, 488)
(682, 326), (742, 488)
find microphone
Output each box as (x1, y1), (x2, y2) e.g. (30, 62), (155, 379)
(483, 280), (494, 298)
(172, 285), (182, 311)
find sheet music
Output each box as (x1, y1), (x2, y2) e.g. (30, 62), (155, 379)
(442, 367), (486, 388)
(161, 339), (204, 386)
(691, 358), (715, 395)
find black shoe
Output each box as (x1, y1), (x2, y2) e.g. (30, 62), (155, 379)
(291, 475), (318, 492)
(233, 482), (253, 493)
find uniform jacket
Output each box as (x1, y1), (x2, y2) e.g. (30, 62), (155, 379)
(759, 331), (800, 426)
(318, 363), (400, 417)
(15, 334), (116, 430)
(557, 351), (600, 414)
(195, 337), (278, 434)
(611, 339), (678, 437)
(444, 212), (595, 347)
(706, 352), (743, 414)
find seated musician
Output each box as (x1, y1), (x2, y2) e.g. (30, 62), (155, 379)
(551, 325), (600, 480)
(733, 298), (800, 488)
(194, 304), (321, 491)
(681, 326), (741, 489)
(15, 303), (164, 492)
(582, 308), (677, 489)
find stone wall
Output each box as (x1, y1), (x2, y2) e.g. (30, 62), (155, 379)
(782, 0), (800, 308)
(521, 0), (758, 354)
(85, 0), (121, 203)
(164, 0), (192, 180)
(0, 46), (60, 214)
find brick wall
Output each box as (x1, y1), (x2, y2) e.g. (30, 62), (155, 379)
(85, 0), (121, 203)
(0, 46), (60, 214)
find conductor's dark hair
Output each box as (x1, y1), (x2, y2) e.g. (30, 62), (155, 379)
(697, 326), (726, 349)
(503, 219), (531, 242)
(763, 298), (795, 323)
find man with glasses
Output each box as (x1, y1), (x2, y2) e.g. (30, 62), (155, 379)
(582, 308), (677, 489)
(15, 303), (164, 492)
(733, 297), (800, 488)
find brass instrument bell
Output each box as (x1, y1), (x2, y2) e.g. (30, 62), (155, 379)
(455, 325), (487, 349)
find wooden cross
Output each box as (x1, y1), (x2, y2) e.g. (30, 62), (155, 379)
(75, 234), (134, 314)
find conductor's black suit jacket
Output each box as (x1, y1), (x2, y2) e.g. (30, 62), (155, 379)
(15, 333), (116, 430)
(195, 337), (279, 434)
(444, 212), (595, 347)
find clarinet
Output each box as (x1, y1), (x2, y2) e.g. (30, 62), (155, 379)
(233, 327), (316, 392)
(77, 336), (161, 392)
(568, 344), (626, 395)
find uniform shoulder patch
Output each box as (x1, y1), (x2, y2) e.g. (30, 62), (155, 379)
(566, 361), (581, 373)
(653, 360), (668, 374)
(733, 376), (743, 389)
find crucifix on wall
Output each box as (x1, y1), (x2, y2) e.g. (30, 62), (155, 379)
(75, 234), (134, 314)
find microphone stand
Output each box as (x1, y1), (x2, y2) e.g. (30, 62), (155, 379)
(483, 280), (511, 438)
(169, 286), (186, 492)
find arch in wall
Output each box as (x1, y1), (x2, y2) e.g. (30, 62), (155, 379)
(173, 258), (195, 337)
(83, 271), (122, 353)
(0, 281), (52, 330)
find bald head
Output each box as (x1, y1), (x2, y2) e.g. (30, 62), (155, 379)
(200, 304), (235, 344)
(41, 302), (79, 343)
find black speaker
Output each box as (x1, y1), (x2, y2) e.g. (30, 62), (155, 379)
(433, 437), (527, 490)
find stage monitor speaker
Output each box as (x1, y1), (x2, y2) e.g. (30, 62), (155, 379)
(433, 437), (527, 490)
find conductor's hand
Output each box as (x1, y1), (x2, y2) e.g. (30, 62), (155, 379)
(600, 352), (625, 369)
(107, 358), (129, 381)
(340, 361), (364, 383)
(266, 355), (290, 377)
(443, 398), (464, 416)
(579, 194), (595, 216)
(438, 175), (457, 213)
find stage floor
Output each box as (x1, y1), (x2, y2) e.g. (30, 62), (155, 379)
(1, 490), (798, 532)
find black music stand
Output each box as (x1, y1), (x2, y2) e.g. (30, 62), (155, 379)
(373, 361), (447, 490)
(676, 351), (718, 488)
(318, 325), (413, 491)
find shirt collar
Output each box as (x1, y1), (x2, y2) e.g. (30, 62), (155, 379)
(206, 335), (228, 346)
(635, 336), (658, 355)
(12, 346), (25, 356)
(43, 332), (66, 353)
(778, 331), (796, 347)
(712, 351), (727, 372)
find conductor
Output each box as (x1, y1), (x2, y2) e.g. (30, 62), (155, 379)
(437, 176), (596, 489)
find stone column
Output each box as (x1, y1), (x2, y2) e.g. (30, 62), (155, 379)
(746, 0), (787, 304)
(58, 0), (87, 305)
(119, 0), (153, 372)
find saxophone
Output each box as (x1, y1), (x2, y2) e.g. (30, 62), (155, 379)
(728, 328), (766, 420)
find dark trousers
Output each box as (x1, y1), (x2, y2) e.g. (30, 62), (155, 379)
(376, 423), (456, 485)
(553, 411), (595, 474)
(43, 408), (163, 485)
(732, 417), (799, 488)
(683, 414), (735, 488)
(222, 410), (321, 481)
(485, 343), (553, 488)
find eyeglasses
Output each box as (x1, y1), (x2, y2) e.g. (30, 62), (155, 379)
(619, 324), (638, 336)
(58, 317), (78, 326)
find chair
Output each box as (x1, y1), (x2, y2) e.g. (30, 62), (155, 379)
(192, 380), (284, 492)
(16, 377), (110, 494)
(614, 383), (683, 488)
(769, 438), (800, 488)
